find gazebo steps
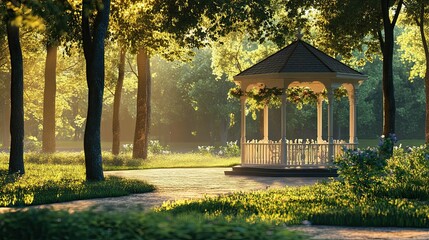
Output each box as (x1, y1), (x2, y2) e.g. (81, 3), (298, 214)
(224, 165), (338, 177)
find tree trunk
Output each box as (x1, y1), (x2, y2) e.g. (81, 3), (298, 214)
(219, 119), (228, 144)
(380, 0), (402, 136)
(112, 47), (126, 155)
(82, 0), (110, 181)
(133, 48), (150, 159)
(417, 8), (429, 143)
(42, 44), (58, 153)
(7, 17), (24, 174)
(2, 72), (10, 150)
(381, 26), (395, 135)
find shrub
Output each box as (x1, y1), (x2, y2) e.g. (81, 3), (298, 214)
(218, 141), (240, 157)
(148, 140), (170, 154)
(380, 145), (429, 199)
(0, 210), (306, 240)
(197, 145), (215, 155)
(335, 147), (386, 195)
(121, 144), (134, 154)
(24, 136), (42, 152)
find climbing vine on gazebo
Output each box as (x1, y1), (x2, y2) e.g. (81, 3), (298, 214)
(229, 86), (348, 110)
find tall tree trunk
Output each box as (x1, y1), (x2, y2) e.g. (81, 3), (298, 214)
(42, 44), (58, 153)
(133, 48), (150, 159)
(82, 0), (110, 181)
(380, 0), (402, 136)
(112, 47), (126, 155)
(7, 16), (24, 174)
(2, 72), (10, 150)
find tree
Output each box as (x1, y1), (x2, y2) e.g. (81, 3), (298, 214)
(400, 0), (429, 142)
(111, 47), (125, 155)
(34, 1), (75, 153)
(307, 0), (403, 139)
(82, 0), (110, 181)
(133, 48), (150, 159)
(5, 0), (24, 174)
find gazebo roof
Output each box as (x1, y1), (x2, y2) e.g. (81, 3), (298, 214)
(237, 39), (363, 76)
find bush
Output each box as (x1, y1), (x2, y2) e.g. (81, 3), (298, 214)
(0, 210), (306, 240)
(197, 145), (216, 155)
(24, 136), (42, 152)
(380, 145), (429, 199)
(148, 140), (170, 154)
(121, 141), (170, 155)
(219, 141), (240, 157)
(197, 142), (240, 157)
(335, 147), (386, 195)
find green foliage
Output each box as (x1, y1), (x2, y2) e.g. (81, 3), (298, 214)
(219, 141), (241, 157)
(380, 145), (429, 200)
(0, 152), (239, 171)
(197, 145), (216, 155)
(23, 136), (41, 152)
(335, 134), (398, 195)
(0, 159), (155, 207)
(118, 141), (170, 155)
(158, 181), (429, 227)
(148, 140), (170, 154)
(335, 147), (386, 195)
(0, 210), (305, 240)
(197, 142), (240, 157)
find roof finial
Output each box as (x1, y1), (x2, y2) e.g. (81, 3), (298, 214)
(296, 26), (303, 40)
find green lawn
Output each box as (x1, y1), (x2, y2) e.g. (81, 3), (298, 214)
(0, 156), (155, 207)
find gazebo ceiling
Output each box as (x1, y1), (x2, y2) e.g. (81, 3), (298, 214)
(234, 40), (367, 88)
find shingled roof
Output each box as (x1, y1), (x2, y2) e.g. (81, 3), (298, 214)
(237, 40), (363, 76)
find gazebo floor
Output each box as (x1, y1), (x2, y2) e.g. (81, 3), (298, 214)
(224, 165), (338, 177)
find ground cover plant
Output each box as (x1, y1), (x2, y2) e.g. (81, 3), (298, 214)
(0, 157), (155, 207)
(157, 141), (429, 227)
(0, 152), (240, 171)
(0, 209), (306, 240)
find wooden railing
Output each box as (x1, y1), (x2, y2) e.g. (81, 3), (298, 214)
(242, 139), (357, 167)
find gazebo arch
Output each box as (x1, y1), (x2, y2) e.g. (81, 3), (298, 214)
(226, 39), (367, 176)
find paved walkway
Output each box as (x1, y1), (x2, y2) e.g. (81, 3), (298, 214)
(1, 168), (428, 239)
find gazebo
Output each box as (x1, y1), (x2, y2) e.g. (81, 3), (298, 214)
(225, 39), (367, 177)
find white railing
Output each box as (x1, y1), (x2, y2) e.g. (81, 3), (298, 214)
(242, 139), (357, 167)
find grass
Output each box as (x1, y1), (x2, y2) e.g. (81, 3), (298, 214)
(104, 153), (240, 170)
(157, 181), (429, 227)
(0, 155), (155, 207)
(0, 152), (240, 171)
(0, 151), (236, 206)
(0, 210), (306, 240)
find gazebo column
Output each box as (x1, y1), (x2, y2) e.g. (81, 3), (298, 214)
(281, 91), (287, 165)
(317, 96), (323, 143)
(348, 86), (357, 144)
(327, 87), (334, 162)
(263, 105), (269, 141)
(240, 96), (247, 163)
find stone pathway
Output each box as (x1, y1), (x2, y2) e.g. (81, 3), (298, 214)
(1, 168), (428, 239)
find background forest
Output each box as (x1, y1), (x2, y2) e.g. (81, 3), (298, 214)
(0, 28), (425, 151)
(0, 1), (427, 153)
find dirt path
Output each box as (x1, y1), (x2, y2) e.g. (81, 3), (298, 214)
(1, 168), (428, 239)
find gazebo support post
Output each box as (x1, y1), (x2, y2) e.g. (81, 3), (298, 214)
(317, 96), (323, 143)
(240, 96), (247, 163)
(348, 86), (357, 144)
(281, 91), (287, 165)
(327, 87), (334, 162)
(263, 105), (269, 141)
